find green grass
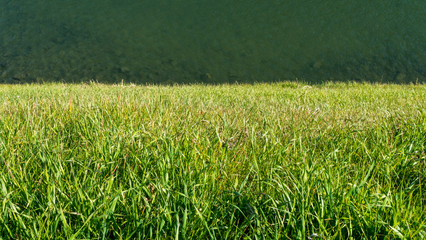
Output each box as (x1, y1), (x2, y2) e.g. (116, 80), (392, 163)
(0, 82), (425, 239)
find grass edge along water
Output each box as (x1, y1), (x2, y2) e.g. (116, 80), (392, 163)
(0, 81), (425, 239)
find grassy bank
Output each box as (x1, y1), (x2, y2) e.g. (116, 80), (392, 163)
(0, 82), (425, 239)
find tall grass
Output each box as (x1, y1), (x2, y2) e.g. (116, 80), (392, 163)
(0, 82), (425, 239)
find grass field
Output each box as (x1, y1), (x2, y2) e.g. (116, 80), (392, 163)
(0, 82), (425, 239)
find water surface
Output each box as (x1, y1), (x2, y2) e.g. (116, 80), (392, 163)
(0, 0), (424, 83)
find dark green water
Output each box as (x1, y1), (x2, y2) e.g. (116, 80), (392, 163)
(1, 0), (425, 84)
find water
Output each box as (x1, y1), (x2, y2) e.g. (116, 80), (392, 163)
(1, 0), (425, 84)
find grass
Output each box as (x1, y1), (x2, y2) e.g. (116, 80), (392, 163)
(0, 81), (425, 239)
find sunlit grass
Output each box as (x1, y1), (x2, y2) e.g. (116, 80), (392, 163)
(0, 82), (425, 239)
